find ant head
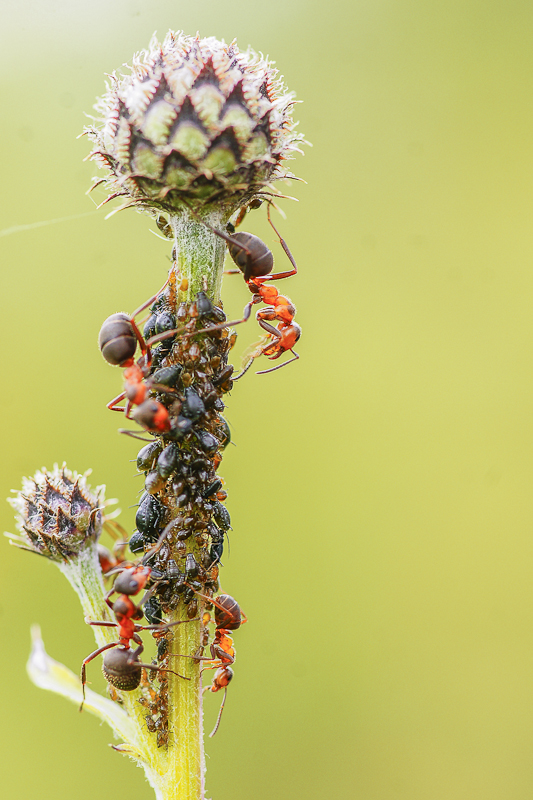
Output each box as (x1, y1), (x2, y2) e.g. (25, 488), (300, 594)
(292, 322), (302, 343)
(114, 565), (150, 595)
(217, 665), (234, 686)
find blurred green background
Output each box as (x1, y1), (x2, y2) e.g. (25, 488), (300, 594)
(2, 0), (533, 798)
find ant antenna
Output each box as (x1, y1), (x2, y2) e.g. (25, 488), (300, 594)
(118, 429), (155, 442)
(209, 687), (228, 737)
(256, 350), (300, 375)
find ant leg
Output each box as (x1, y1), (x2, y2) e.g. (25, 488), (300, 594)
(256, 350), (300, 375)
(255, 305), (278, 322)
(80, 642), (118, 710)
(104, 587), (117, 610)
(118, 429), (155, 442)
(233, 340), (270, 379)
(85, 619), (118, 629)
(171, 653), (220, 663)
(187, 209), (254, 258)
(153, 295), (261, 343)
(233, 329), (277, 380)
(141, 523), (175, 563)
(183, 587), (246, 622)
(136, 618), (200, 632)
(137, 582), (164, 608)
(255, 202), (297, 281)
(140, 663), (191, 681)
(261, 268), (297, 282)
(200, 662), (229, 675)
(129, 277), (170, 320)
(188, 298), (258, 338)
(107, 392), (127, 412)
(144, 325), (190, 348)
(232, 357), (256, 381)
(257, 319), (282, 340)
(127, 277), (171, 361)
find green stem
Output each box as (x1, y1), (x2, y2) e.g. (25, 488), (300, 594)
(169, 209), (227, 304)
(59, 549), (113, 649)
(166, 557), (205, 800)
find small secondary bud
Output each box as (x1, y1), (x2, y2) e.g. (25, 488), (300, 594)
(7, 464), (105, 562)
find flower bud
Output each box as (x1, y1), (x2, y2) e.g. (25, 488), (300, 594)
(7, 465), (105, 562)
(85, 31), (305, 215)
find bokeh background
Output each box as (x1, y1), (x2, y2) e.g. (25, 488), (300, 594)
(2, 1), (533, 798)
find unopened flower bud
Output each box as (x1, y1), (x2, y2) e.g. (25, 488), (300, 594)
(85, 31), (305, 216)
(7, 464), (105, 562)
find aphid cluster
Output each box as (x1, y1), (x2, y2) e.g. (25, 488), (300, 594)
(89, 204), (300, 741)
(94, 272), (242, 741)
(138, 631), (172, 748)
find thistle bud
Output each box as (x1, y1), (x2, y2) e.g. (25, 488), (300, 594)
(85, 31), (305, 216)
(7, 465), (105, 562)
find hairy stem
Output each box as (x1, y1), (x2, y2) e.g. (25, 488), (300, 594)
(59, 549), (113, 649)
(165, 574), (205, 800)
(169, 209), (227, 304)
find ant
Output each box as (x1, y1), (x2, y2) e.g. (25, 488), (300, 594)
(171, 592), (245, 736)
(98, 280), (182, 433)
(80, 564), (194, 709)
(202, 593), (246, 736)
(191, 203), (301, 376)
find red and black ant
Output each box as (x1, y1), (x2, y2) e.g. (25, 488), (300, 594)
(98, 280), (182, 433)
(80, 564), (194, 709)
(171, 592), (245, 736)
(203, 593), (247, 736)
(191, 204), (301, 377)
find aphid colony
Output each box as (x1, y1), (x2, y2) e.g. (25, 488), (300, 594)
(87, 208), (300, 742)
(93, 282), (240, 742)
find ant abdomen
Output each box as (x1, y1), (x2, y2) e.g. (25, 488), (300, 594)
(99, 313), (137, 367)
(214, 594), (241, 631)
(228, 232), (273, 281)
(102, 648), (142, 691)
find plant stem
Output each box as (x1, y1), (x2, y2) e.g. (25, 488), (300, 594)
(165, 572), (205, 800)
(59, 549), (113, 649)
(169, 209), (227, 304)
